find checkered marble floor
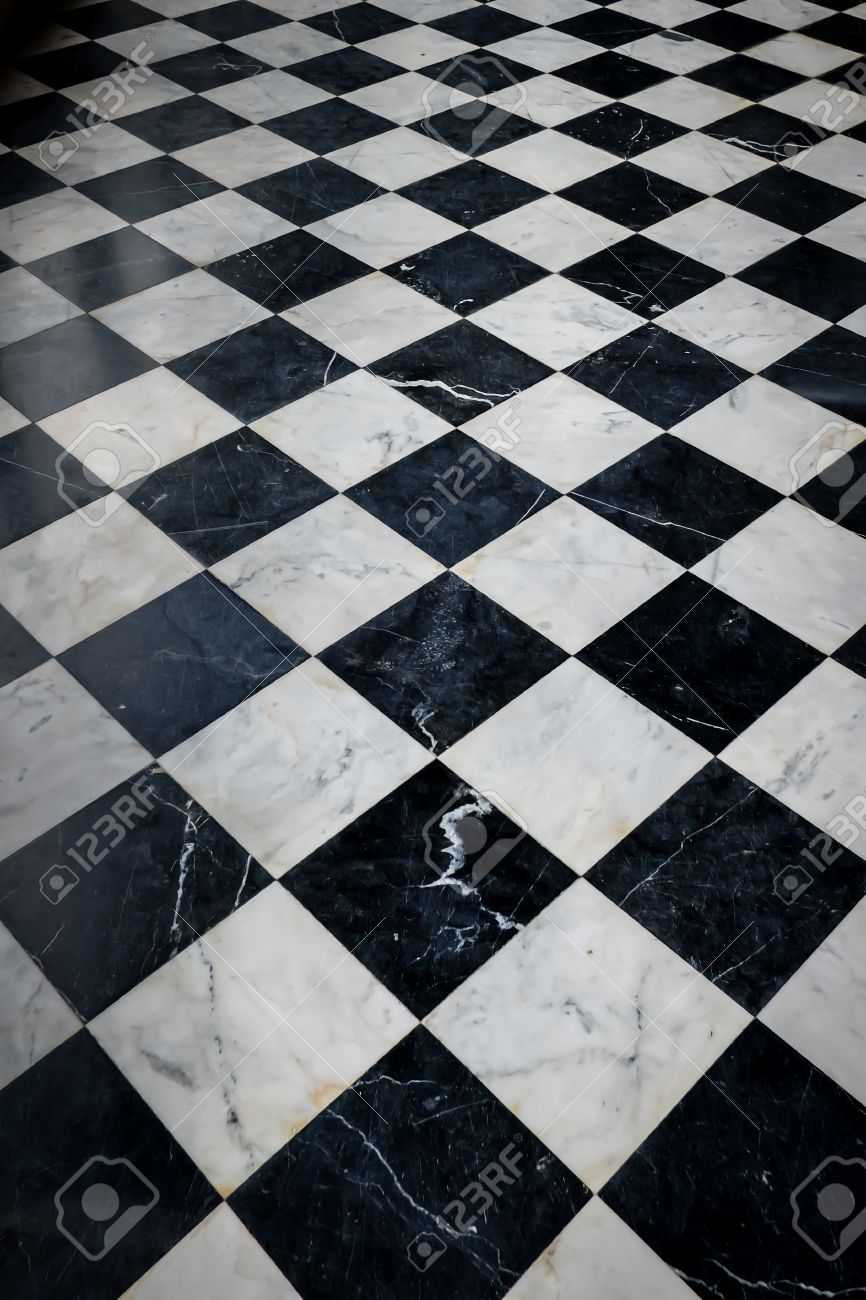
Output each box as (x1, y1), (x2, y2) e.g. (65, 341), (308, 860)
(2, 0), (866, 1294)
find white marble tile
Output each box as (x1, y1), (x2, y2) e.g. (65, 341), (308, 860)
(61, 72), (192, 120)
(461, 372), (662, 491)
(648, 197), (797, 273)
(624, 75), (750, 129)
(454, 495), (682, 652)
(444, 658), (709, 873)
(658, 278), (828, 370)
(840, 302), (866, 338)
(484, 130), (617, 191)
(252, 369), (450, 489)
(722, 659), (866, 859)
(760, 895), (866, 1108)
(487, 28), (602, 72)
(359, 24), (473, 68)
(282, 271), (458, 365)
(750, 31), (858, 75)
(472, 275), (642, 369)
(0, 267), (81, 345)
(326, 126), (457, 188)
(91, 885), (416, 1194)
(764, 78), (866, 132)
(374, 0), (476, 18)
(256, 0), (356, 15)
(228, 20), (345, 66)
(694, 498), (866, 655)
(490, 73), (610, 128)
(477, 194), (628, 272)
(0, 500), (198, 655)
(93, 270), (270, 363)
(618, 31), (728, 74)
(163, 659), (430, 875)
(213, 495), (443, 654)
(20, 123), (161, 185)
(0, 188), (124, 263)
(0, 398), (27, 437)
(639, 130), (771, 194)
(428, 880), (748, 1188)
(137, 191), (295, 265)
(0, 660), (149, 859)
(39, 366), (241, 476)
(306, 193), (464, 268)
(173, 126), (315, 186)
(610, 0), (713, 23)
(98, 19), (216, 60)
(0, 922), (80, 1090)
(787, 134), (866, 198)
(810, 201), (866, 259)
(727, 0), (832, 27)
(133, 0), (226, 14)
(671, 375), (861, 494)
(504, 1198), (700, 1300)
(344, 70), (473, 124)
(121, 1205), (302, 1299)
(202, 69), (331, 121)
(491, 0), (597, 21)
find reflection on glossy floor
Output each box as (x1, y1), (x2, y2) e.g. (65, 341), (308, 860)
(2, 0), (866, 1294)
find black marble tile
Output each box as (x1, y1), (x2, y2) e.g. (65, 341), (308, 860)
(0, 425), (108, 546)
(289, 47), (404, 92)
(558, 51), (672, 98)
(0, 602), (49, 688)
(428, 6), (535, 43)
(0, 91), (106, 148)
(264, 98), (393, 151)
(66, 0), (161, 36)
(414, 103), (542, 157)
(0, 152), (63, 208)
(303, 0), (413, 42)
(369, 318), (551, 427)
(562, 234), (723, 317)
(28, 227), (192, 311)
(602, 1021), (866, 1300)
(0, 1031), (218, 1300)
(0, 767), (271, 1019)
(285, 762), (575, 1017)
(577, 571), (822, 751)
(237, 157), (379, 226)
(738, 238), (866, 322)
(121, 94), (249, 151)
(0, 316), (155, 423)
(231, 1026), (589, 1300)
(689, 54), (805, 100)
(320, 571), (566, 750)
(763, 325), (866, 424)
(384, 231), (547, 314)
(572, 433), (780, 565)
(589, 758), (866, 1013)
(794, 441), (866, 537)
(125, 429), (335, 564)
(420, 50), (538, 95)
(347, 427), (557, 566)
(398, 160), (543, 227)
(152, 43), (265, 92)
(835, 620), (866, 676)
(702, 104), (825, 161)
(553, 9), (659, 45)
(182, 0), (286, 40)
(168, 315), (356, 424)
(568, 324), (748, 428)
(60, 572), (305, 754)
(208, 228), (369, 308)
(555, 102), (687, 159)
(16, 41), (127, 89)
(719, 167), (862, 234)
(560, 162), (702, 230)
(675, 10), (777, 48)
(75, 156), (223, 221)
